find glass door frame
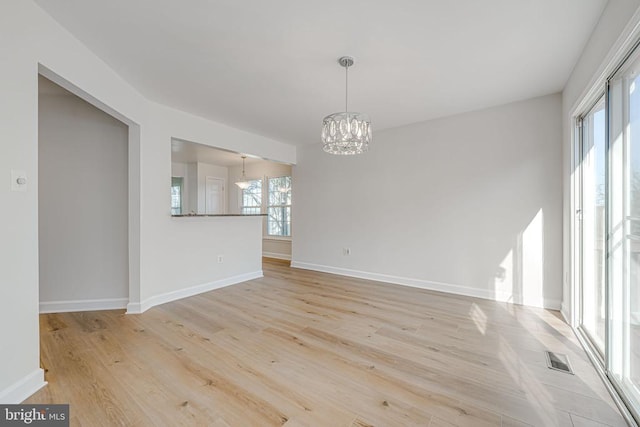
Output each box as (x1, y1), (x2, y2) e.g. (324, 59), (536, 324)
(606, 55), (640, 422)
(575, 94), (608, 365)
(568, 15), (640, 423)
(571, 52), (640, 425)
(573, 87), (640, 426)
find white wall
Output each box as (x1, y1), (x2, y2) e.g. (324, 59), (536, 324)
(263, 239), (292, 261)
(171, 162), (187, 177)
(561, 0), (640, 321)
(0, 0), (295, 403)
(229, 161), (293, 260)
(186, 163), (198, 214)
(293, 94), (562, 309)
(142, 216), (263, 312)
(39, 78), (129, 312)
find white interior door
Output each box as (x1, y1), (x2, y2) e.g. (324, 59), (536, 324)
(205, 177), (225, 214)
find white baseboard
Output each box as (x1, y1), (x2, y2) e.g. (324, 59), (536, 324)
(560, 302), (572, 325)
(39, 297), (128, 314)
(126, 270), (263, 314)
(291, 261), (562, 310)
(0, 369), (46, 404)
(263, 252), (291, 261)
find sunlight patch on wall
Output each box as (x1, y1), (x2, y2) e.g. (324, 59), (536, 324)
(522, 209), (544, 308)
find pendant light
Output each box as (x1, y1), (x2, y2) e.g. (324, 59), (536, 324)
(235, 155), (250, 189)
(321, 56), (371, 155)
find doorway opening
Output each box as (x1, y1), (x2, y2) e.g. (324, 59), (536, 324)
(38, 75), (129, 312)
(37, 65), (141, 315)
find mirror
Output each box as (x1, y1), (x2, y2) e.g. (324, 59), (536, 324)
(170, 139), (292, 219)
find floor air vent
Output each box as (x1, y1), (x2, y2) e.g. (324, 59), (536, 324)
(545, 351), (574, 374)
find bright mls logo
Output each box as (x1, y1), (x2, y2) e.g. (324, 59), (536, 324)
(0, 405), (68, 426)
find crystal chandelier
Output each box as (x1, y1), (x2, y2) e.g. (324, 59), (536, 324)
(321, 56), (371, 155)
(235, 155), (250, 189)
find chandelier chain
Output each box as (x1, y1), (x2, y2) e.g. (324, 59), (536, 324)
(345, 62), (349, 114)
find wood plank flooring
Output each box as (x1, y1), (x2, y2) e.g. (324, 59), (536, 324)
(26, 258), (627, 426)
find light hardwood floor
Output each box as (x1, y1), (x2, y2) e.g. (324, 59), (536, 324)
(26, 259), (627, 426)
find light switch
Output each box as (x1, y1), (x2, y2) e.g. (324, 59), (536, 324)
(11, 170), (27, 192)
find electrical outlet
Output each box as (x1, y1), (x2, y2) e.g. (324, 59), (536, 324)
(217, 255), (224, 263)
(343, 247), (351, 256)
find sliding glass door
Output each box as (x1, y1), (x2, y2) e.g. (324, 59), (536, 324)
(579, 97), (606, 356)
(574, 40), (640, 421)
(608, 47), (640, 415)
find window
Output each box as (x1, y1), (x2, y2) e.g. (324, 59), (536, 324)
(241, 179), (262, 215)
(171, 177), (184, 215)
(267, 176), (291, 237)
(238, 175), (292, 236)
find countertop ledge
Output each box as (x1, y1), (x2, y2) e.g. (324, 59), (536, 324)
(171, 214), (267, 217)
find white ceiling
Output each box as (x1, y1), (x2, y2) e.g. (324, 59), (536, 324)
(38, 75), (278, 167)
(34, 0), (607, 146)
(171, 139), (279, 167)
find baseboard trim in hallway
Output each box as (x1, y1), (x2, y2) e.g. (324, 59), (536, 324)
(40, 297), (128, 314)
